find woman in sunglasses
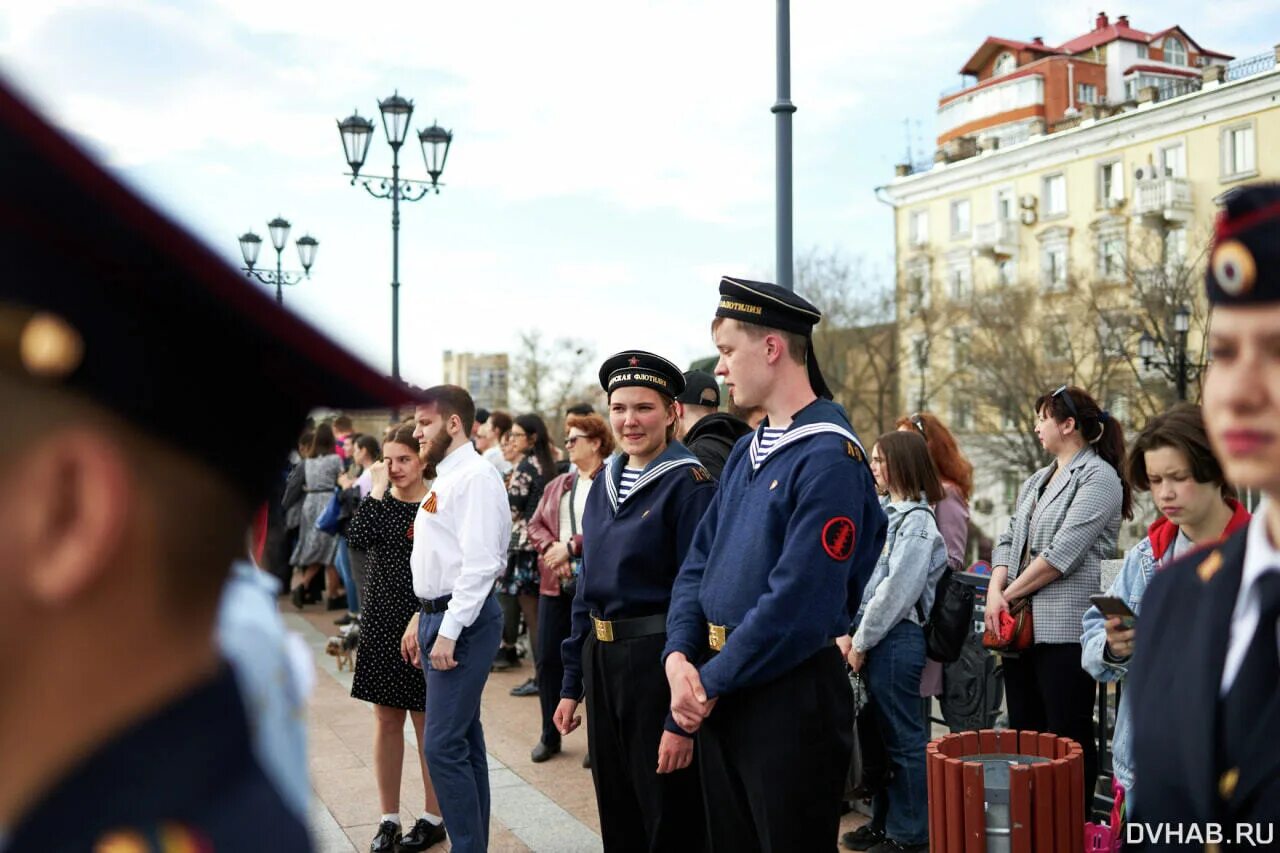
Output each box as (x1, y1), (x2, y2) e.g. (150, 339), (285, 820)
(985, 384), (1132, 803)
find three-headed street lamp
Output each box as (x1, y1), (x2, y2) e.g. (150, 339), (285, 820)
(1138, 304), (1197, 401)
(337, 92), (453, 380)
(238, 217), (318, 304)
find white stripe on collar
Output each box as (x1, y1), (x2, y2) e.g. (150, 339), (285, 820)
(606, 456), (702, 511)
(749, 422), (865, 471)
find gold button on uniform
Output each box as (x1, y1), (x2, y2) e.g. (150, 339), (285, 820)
(1218, 766), (1239, 800)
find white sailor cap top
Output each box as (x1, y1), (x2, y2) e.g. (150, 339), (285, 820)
(598, 350), (686, 399)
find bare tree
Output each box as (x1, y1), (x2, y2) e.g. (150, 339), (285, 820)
(509, 330), (599, 436)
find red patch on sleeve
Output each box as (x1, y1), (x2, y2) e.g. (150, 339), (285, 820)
(821, 516), (856, 561)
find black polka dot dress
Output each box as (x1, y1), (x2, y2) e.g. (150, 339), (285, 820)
(347, 494), (426, 711)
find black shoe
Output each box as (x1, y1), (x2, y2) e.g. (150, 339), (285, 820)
(291, 586), (305, 610)
(582, 752), (591, 769)
(398, 818), (447, 851)
(369, 820), (401, 852)
(325, 593), (348, 611)
(531, 740), (561, 763)
(509, 677), (538, 697)
(334, 613), (354, 626)
(491, 646), (520, 671)
(867, 840), (927, 853)
(841, 825), (886, 851)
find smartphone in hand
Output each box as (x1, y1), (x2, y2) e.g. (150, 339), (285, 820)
(1090, 594), (1136, 627)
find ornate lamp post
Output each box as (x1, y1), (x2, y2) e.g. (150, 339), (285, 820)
(237, 217), (318, 304)
(1139, 304), (1196, 400)
(337, 93), (453, 380)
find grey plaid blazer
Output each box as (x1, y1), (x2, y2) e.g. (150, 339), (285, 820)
(991, 446), (1123, 644)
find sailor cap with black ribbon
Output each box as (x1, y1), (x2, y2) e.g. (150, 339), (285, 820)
(598, 350), (686, 399)
(715, 276), (833, 399)
(1207, 182), (1280, 305)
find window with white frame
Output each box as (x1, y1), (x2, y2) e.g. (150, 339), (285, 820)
(1098, 313), (1129, 358)
(997, 258), (1017, 287)
(909, 210), (929, 246)
(1098, 160), (1124, 206)
(952, 326), (972, 369)
(1136, 44), (1149, 59)
(1097, 232), (1126, 281)
(950, 199), (972, 238)
(1163, 37), (1187, 66)
(1163, 227), (1188, 272)
(948, 259), (973, 301)
(1042, 173), (1067, 217)
(1221, 122), (1257, 181)
(994, 51), (1016, 76)
(950, 396), (974, 431)
(905, 260), (931, 313)
(1159, 142), (1186, 178)
(995, 187), (1015, 221)
(1041, 240), (1069, 291)
(1078, 83), (1099, 104)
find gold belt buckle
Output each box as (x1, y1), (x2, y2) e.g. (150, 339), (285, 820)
(708, 623), (727, 651)
(593, 616), (615, 643)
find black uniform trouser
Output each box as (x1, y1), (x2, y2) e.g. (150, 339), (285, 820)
(1002, 642), (1098, 804)
(698, 645), (853, 853)
(536, 592), (574, 747)
(583, 632), (706, 853)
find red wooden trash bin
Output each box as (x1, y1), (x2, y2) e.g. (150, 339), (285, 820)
(926, 730), (1084, 853)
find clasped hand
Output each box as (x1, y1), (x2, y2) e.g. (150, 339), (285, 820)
(665, 653), (716, 732)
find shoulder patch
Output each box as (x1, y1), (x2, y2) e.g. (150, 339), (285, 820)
(821, 516), (857, 561)
(1197, 549), (1223, 582)
(845, 440), (864, 462)
(689, 466), (711, 483)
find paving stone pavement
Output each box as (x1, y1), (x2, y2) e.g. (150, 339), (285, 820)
(287, 602), (867, 852)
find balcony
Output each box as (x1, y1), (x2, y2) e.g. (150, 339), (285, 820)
(972, 219), (1019, 257)
(1133, 176), (1193, 223)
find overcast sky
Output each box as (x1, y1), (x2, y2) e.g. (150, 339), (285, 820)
(2, 1), (1275, 389)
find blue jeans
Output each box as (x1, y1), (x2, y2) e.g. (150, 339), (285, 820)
(334, 535), (358, 612)
(863, 620), (928, 846)
(419, 594), (503, 853)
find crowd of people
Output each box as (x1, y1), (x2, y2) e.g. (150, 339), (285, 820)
(5, 73), (1277, 853)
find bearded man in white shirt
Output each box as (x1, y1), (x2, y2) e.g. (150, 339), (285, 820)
(399, 386), (511, 853)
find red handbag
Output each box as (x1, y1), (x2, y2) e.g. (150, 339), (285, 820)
(983, 598), (1034, 651)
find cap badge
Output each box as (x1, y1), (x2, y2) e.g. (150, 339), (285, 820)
(19, 311), (83, 380)
(628, 356), (640, 367)
(1212, 240), (1257, 297)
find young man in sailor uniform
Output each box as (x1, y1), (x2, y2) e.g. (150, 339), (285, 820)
(555, 351), (716, 852)
(664, 277), (887, 852)
(1128, 184), (1280, 848)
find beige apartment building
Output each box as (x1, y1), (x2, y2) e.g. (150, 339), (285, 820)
(880, 26), (1280, 549)
(442, 351), (510, 412)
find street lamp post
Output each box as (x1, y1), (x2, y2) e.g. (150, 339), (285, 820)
(237, 217), (318, 304)
(1138, 304), (1196, 401)
(914, 337), (929, 411)
(774, 0), (796, 291)
(338, 93), (453, 380)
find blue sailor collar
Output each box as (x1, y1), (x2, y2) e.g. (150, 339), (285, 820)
(749, 398), (867, 472)
(606, 440), (702, 512)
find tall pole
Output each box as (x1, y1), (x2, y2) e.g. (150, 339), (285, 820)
(390, 143), (402, 381)
(774, 0), (796, 291)
(275, 245), (284, 305)
(1176, 330), (1188, 401)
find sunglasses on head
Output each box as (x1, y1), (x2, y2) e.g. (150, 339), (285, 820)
(1051, 384), (1079, 422)
(909, 413), (926, 438)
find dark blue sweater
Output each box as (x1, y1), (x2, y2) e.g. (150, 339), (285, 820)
(560, 442), (717, 715)
(664, 399), (886, 699)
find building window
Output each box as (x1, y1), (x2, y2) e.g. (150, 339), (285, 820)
(950, 199), (972, 238)
(1158, 142), (1186, 178)
(1098, 313), (1130, 358)
(1042, 245), (1068, 291)
(1221, 122), (1257, 181)
(995, 187), (1015, 221)
(1097, 233), (1126, 282)
(905, 262), (931, 313)
(952, 327), (972, 369)
(951, 397), (974, 432)
(994, 51), (1016, 76)
(949, 261), (972, 301)
(1106, 392), (1131, 427)
(1163, 37), (1187, 67)
(996, 258), (1017, 287)
(1042, 173), (1067, 217)
(1002, 403), (1019, 431)
(909, 210), (929, 246)
(1044, 321), (1071, 361)
(1137, 44), (1149, 59)
(1163, 227), (1188, 271)
(1078, 83), (1099, 104)
(1003, 470), (1021, 507)
(1098, 160), (1124, 206)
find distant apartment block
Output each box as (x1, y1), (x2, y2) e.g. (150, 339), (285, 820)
(442, 351), (509, 412)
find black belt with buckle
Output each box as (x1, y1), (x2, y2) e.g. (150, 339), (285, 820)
(419, 595), (452, 614)
(707, 622), (735, 653)
(591, 612), (668, 643)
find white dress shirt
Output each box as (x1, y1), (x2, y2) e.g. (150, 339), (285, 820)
(1221, 497), (1280, 694)
(411, 442), (512, 640)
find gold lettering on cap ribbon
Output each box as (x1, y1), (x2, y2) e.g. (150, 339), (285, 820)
(718, 299), (763, 315)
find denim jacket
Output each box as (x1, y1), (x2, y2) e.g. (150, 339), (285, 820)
(853, 496), (949, 653)
(1080, 535), (1158, 802)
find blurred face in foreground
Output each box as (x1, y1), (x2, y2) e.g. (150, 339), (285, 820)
(1203, 303), (1280, 495)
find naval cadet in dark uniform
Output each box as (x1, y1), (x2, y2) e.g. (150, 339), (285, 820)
(0, 79), (416, 852)
(1128, 184), (1280, 849)
(554, 351), (716, 852)
(664, 277), (887, 852)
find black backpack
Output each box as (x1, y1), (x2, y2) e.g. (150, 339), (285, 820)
(897, 507), (975, 664)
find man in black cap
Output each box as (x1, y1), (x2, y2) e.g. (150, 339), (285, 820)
(664, 276), (886, 851)
(674, 369), (751, 480)
(1127, 184), (1280, 848)
(0, 80), (415, 851)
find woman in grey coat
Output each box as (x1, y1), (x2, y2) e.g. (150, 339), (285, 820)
(289, 422), (344, 608)
(985, 385), (1132, 804)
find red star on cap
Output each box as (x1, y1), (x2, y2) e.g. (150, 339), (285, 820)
(628, 356), (640, 367)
